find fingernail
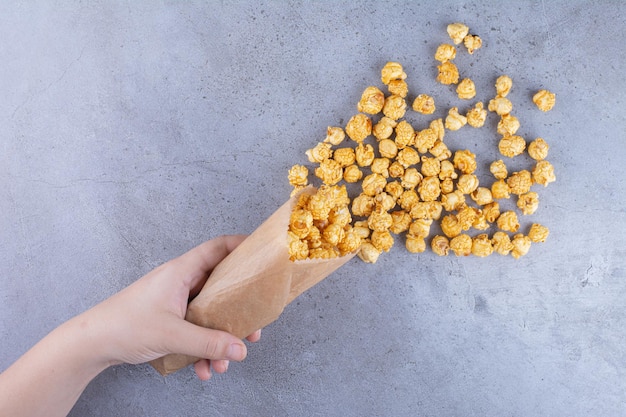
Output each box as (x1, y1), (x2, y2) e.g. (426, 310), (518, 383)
(227, 343), (245, 360)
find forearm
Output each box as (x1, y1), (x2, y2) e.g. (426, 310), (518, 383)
(0, 315), (111, 417)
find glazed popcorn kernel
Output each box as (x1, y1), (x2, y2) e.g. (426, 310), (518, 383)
(379, 139), (399, 159)
(398, 189), (420, 211)
(497, 210), (520, 233)
(357, 86), (385, 114)
(431, 140), (452, 161)
(358, 241), (382, 263)
(351, 193), (375, 217)
(497, 114), (521, 136)
(438, 160), (458, 180)
(288, 231), (310, 261)
(471, 234), (493, 257)
(288, 164), (309, 187)
(435, 43), (457, 62)
(410, 201), (442, 221)
(289, 208), (314, 239)
(482, 201), (500, 223)
(498, 134), (526, 158)
(381, 61), (407, 85)
(394, 120), (415, 149)
(430, 118), (446, 141)
(373, 116), (398, 141)
(406, 235), (427, 253)
(402, 168), (423, 190)
(315, 158), (343, 186)
(457, 205), (479, 231)
(361, 173), (387, 196)
(324, 126), (346, 146)
(412, 94), (436, 115)
(343, 164), (363, 183)
(490, 159), (508, 180)
(440, 214), (462, 238)
(418, 176), (441, 202)
(471, 187), (493, 206)
(345, 113), (372, 143)
(389, 210), (412, 234)
(528, 223), (550, 243)
(437, 61), (460, 85)
(447, 22), (470, 45)
(306, 142), (332, 163)
(488, 96), (513, 116)
(517, 191), (539, 215)
(532, 160), (556, 186)
(385, 181), (405, 200)
(441, 190), (466, 212)
(414, 127), (438, 154)
(533, 89), (556, 112)
(511, 234), (532, 259)
(453, 149), (477, 174)
(492, 231), (514, 256)
(388, 161), (405, 178)
(491, 179), (511, 200)
(431, 235), (450, 256)
(528, 138), (550, 161)
(355, 143), (375, 167)
(421, 156), (441, 177)
(375, 192), (396, 212)
(337, 228), (364, 254)
(371, 157), (391, 177)
(396, 146), (420, 168)
(495, 75), (513, 97)
(450, 234), (472, 256)
(456, 174), (480, 194)
(371, 230), (394, 252)
(456, 78), (477, 100)
(353, 221), (371, 239)
(322, 223), (346, 246)
(463, 34), (482, 54)
(466, 102), (487, 128)
(445, 107), (467, 131)
(441, 178), (454, 194)
(368, 205), (394, 232)
(333, 147), (356, 167)
(382, 94), (408, 120)
(408, 218), (433, 239)
(388, 79), (409, 98)
(507, 170), (532, 195)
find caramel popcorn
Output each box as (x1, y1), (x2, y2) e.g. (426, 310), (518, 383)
(421, 156), (441, 177)
(398, 189), (420, 211)
(463, 34), (482, 54)
(345, 114), (372, 143)
(382, 94), (407, 120)
(338, 228), (364, 254)
(381, 61), (407, 85)
(445, 107), (467, 131)
(288, 165), (309, 187)
(373, 116), (397, 141)
(457, 205), (478, 231)
(358, 241), (381, 263)
(306, 142), (332, 163)
(379, 139), (399, 159)
(511, 234), (531, 259)
(389, 210), (412, 234)
(385, 181), (404, 200)
(498, 134), (526, 158)
(507, 170), (532, 195)
(353, 221), (371, 239)
(368, 206), (394, 232)
(441, 190), (466, 212)
(343, 164), (363, 183)
(495, 75), (513, 97)
(492, 231), (513, 256)
(471, 234), (493, 257)
(471, 187), (493, 206)
(375, 192), (396, 212)
(447, 22), (470, 45)
(357, 86), (385, 114)
(388, 79), (409, 97)
(456, 78), (477, 99)
(401, 168), (423, 190)
(412, 94), (436, 115)
(351, 193), (375, 217)
(408, 218), (433, 239)
(430, 140), (452, 161)
(441, 214), (462, 238)
(528, 223), (550, 243)
(489, 159), (508, 179)
(466, 102), (487, 127)
(456, 174), (479, 194)
(431, 235), (450, 256)
(528, 138), (550, 161)
(355, 143), (375, 167)
(453, 149), (477, 174)
(435, 43), (457, 62)
(333, 147), (356, 167)
(396, 147), (420, 168)
(371, 230), (394, 252)
(418, 176), (441, 202)
(491, 179), (511, 200)
(437, 61), (460, 85)
(315, 158), (343, 185)
(441, 179), (455, 196)
(497, 210), (520, 233)
(517, 191), (539, 215)
(532, 160), (556, 186)
(430, 118), (446, 141)
(488, 97), (513, 116)
(438, 160), (457, 180)
(371, 157), (391, 177)
(409, 201), (442, 221)
(388, 161), (405, 178)
(289, 208), (314, 239)
(482, 201), (500, 223)
(450, 234), (472, 256)
(414, 128), (438, 154)
(497, 114), (521, 136)
(533, 89), (556, 112)
(288, 231), (310, 261)
(393, 120), (415, 149)
(322, 223), (345, 246)
(406, 235), (427, 253)
(324, 126), (346, 146)
(362, 173), (387, 196)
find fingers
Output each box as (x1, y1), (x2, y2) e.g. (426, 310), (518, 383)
(167, 319), (247, 362)
(246, 329), (262, 343)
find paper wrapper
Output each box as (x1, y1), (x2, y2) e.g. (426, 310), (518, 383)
(150, 186), (356, 376)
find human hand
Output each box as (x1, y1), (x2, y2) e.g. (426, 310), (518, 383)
(79, 235), (261, 380)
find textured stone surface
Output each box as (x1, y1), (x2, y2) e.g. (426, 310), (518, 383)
(1, 1), (625, 416)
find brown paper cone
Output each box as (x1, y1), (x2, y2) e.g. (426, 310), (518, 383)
(150, 186), (356, 375)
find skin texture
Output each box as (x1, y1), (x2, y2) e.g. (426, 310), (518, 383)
(0, 235), (261, 417)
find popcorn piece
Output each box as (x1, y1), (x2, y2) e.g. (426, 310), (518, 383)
(471, 187), (493, 206)
(490, 159), (508, 179)
(328, 206), (352, 227)
(353, 221), (371, 239)
(362, 173), (387, 196)
(388, 161), (405, 178)
(418, 176), (441, 202)
(337, 228), (363, 255)
(491, 179), (511, 200)
(322, 223), (345, 247)
(388, 79), (409, 98)
(324, 126), (346, 146)
(412, 94), (436, 115)
(333, 147), (356, 167)
(435, 43), (457, 62)
(528, 223), (550, 243)
(289, 208), (314, 239)
(371, 157), (391, 178)
(492, 231), (514, 256)
(438, 160), (457, 180)
(482, 201), (500, 223)
(371, 230), (394, 252)
(431, 235), (450, 256)
(381, 62), (407, 85)
(358, 241), (382, 263)
(450, 234), (472, 256)
(355, 143), (375, 167)
(432, 141), (452, 162)
(398, 189), (420, 211)
(402, 168), (423, 190)
(441, 190), (466, 212)
(497, 114), (521, 136)
(498, 135), (526, 158)
(456, 78), (477, 99)
(440, 214), (462, 238)
(288, 165), (309, 187)
(430, 118), (446, 141)
(396, 147), (420, 168)
(528, 138), (550, 161)
(379, 139), (399, 159)
(343, 164), (363, 183)
(507, 170), (532, 195)
(408, 218), (433, 240)
(511, 234), (532, 259)
(357, 86), (385, 114)
(466, 102), (487, 127)
(351, 193), (375, 217)
(495, 75), (513, 97)
(406, 235), (427, 253)
(437, 61), (460, 85)
(306, 142), (332, 163)
(457, 205), (478, 231)
(463, 34), (482, 54)
(385, 181), (404, 200)
(421, 156), (441, 177)
(447, 22), (470, 45)
(389, 210), (412, 234)
(440, 178), (454, 195)
(414, 128), (438, 154)
(497, 210), (520, 233)
(382, 94), (407, 120)
(373, 116), (398, 141)
(445, 107), (467, 131)
(368, 206), (394, 232)
(453, 149), (477, 174)
(375, 192), (396, 212)
(288, 231), (309, 261)
(532, 160), (556, 186)
(517, 191), (539, 215)
(456, 174), (479, 194)
(488, 97), (513, 116)
(315, 159), (343, 186)
(533, 89), (556, 112)
(471, 234), (493, 257)
(345, 114), (372, 143)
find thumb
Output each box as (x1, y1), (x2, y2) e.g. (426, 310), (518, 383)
(167, 319), (248, 361)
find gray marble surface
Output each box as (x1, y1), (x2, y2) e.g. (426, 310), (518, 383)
(1, 1), (625, 416)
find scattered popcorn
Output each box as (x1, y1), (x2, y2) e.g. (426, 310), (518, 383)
(431, 235), (450, 256)
(471, 187), (493, 206)
(435, 43), (457, 62)
(418, 176), (441, 202)
(497, 210), (520, 233)
(412, 94), (436, 115)
(324, 126), (346, 145)
(394, 120), (415, 149)
(507, 170), (532, 195)
(306, 142), (332, 163)
(495, 75), (513, 97)
(382, 94), (408, 120)
(371, 157), (391, 177)
(497, 114), (521, 136)
(489, 159), (508, 179)
(453, 149), (477, 174)
(471, 234), (493, 257)
(510, 234), (532, 259)
(406, 235), (427, 253)
(333, 147), (356, 167)
(414, 128), (438, 153)
(447, 22), (470, 45)
(456, 174), (479, 194)
(357, 86), (385, 114)
(533, 89), (556, 112)
(528, 223), (550, 243)
(532, 160), (556, 186)
(345, 114), (372, 143)
(491, 179), (511, 200)
(456, 78), (477, 99)
(466, 102), (487, 127)
(381, 62), (407, 85)
(445, 107), (467, 131)
(488, 96), (513, 116)
(371, 230), (394, 252)
(288, 165), (309, 187)
(437, 61), (460, 85)
(517, 191), (539, 215)
(498, 134), (526, 158)
(378, 139), (398, 159)
(450, 234), (472, 256)
(355, 143), (375, 167)
(358, 241), (381, 263)
(463, 34), (482, 54)
(528, 138), (550, 161)
(373, 116), (397, 140)
(315, 158), (343, 185)
(388, 79), (409, 97)
(492, 231), (514, 256)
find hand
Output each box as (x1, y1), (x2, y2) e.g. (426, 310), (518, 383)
(79, 235), (261, 380)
